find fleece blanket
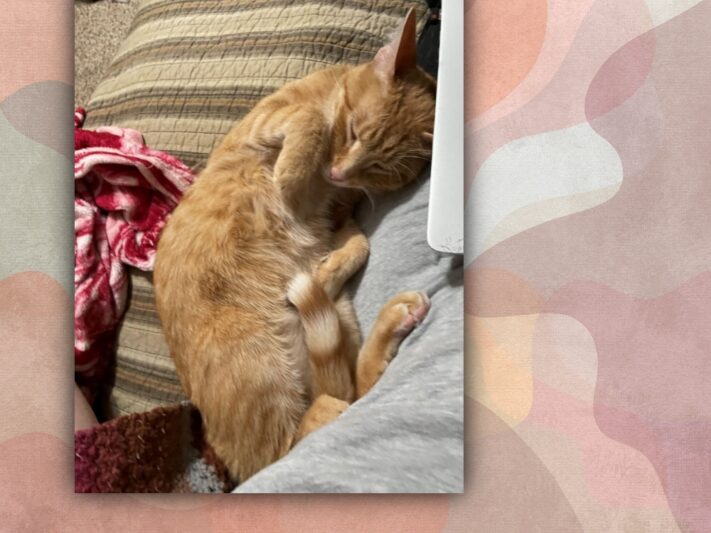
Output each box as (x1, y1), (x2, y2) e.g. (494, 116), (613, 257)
(73, 109), (195, 397)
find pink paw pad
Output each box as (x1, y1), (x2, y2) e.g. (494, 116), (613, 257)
(393, 295), (431, 338)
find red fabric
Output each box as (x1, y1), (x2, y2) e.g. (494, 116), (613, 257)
(74, 403), (233, 493)
(74, 108), (195, 396)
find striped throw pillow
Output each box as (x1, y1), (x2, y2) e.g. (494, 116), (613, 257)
(85, 0), (429, 171)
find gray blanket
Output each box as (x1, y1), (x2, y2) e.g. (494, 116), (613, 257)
(235, 172), (464, 493)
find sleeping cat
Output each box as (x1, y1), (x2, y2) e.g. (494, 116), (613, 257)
(154, 9), (436, 483)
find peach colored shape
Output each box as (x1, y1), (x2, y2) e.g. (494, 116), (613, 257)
(0, 272), (72, 444)
(0, 1), (72, 101)
(472, 0), (597, 130)
(465, 0), (547, 120)
(466, 314), (536, 426)
(465, 267), (544, 317)
(470, 312), (674, 514)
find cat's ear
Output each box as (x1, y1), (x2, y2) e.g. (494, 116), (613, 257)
(374, 8), (418, 81)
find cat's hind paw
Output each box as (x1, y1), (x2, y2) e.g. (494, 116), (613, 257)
(381, 291), (431, 339)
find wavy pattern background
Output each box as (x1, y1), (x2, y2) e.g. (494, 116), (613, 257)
(1, 0), (709, 530)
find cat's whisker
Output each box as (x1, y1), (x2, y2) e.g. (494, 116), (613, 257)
(400, 149), (431, 160)
(392, 160), (414, 178)
(359, 186), (376, 213)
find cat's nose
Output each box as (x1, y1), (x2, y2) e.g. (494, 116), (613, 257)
(329, 167), (346, 182)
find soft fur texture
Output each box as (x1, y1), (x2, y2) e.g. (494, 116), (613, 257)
(154, 10), (436, 482)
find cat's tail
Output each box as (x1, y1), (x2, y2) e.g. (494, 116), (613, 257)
(287, 272), (342, 362)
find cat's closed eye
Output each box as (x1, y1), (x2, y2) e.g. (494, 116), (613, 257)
(366, 161), (391, 175)
(347, 117), (358, 145)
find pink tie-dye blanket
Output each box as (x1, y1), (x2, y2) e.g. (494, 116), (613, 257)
(73, 108), (195, 397)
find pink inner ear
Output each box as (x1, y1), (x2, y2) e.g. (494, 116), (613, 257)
(373, 42), (395, 83)
(374, 44), (394, 67)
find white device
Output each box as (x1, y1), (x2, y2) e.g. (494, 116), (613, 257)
(427, 1), (463, 254)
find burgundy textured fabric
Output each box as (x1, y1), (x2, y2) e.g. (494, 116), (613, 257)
(74, 403), (233, 493)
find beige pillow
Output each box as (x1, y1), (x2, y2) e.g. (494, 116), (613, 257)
(85, 0), (429, 171)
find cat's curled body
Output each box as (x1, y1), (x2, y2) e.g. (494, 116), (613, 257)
(154, 11), (436, 482)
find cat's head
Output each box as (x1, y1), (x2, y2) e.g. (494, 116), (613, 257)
(328, 8), (436, 192)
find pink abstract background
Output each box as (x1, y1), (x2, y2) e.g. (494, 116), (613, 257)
(1, 0), (709, 530)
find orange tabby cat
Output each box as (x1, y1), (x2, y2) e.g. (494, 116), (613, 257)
(154, 9), (436, 482)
